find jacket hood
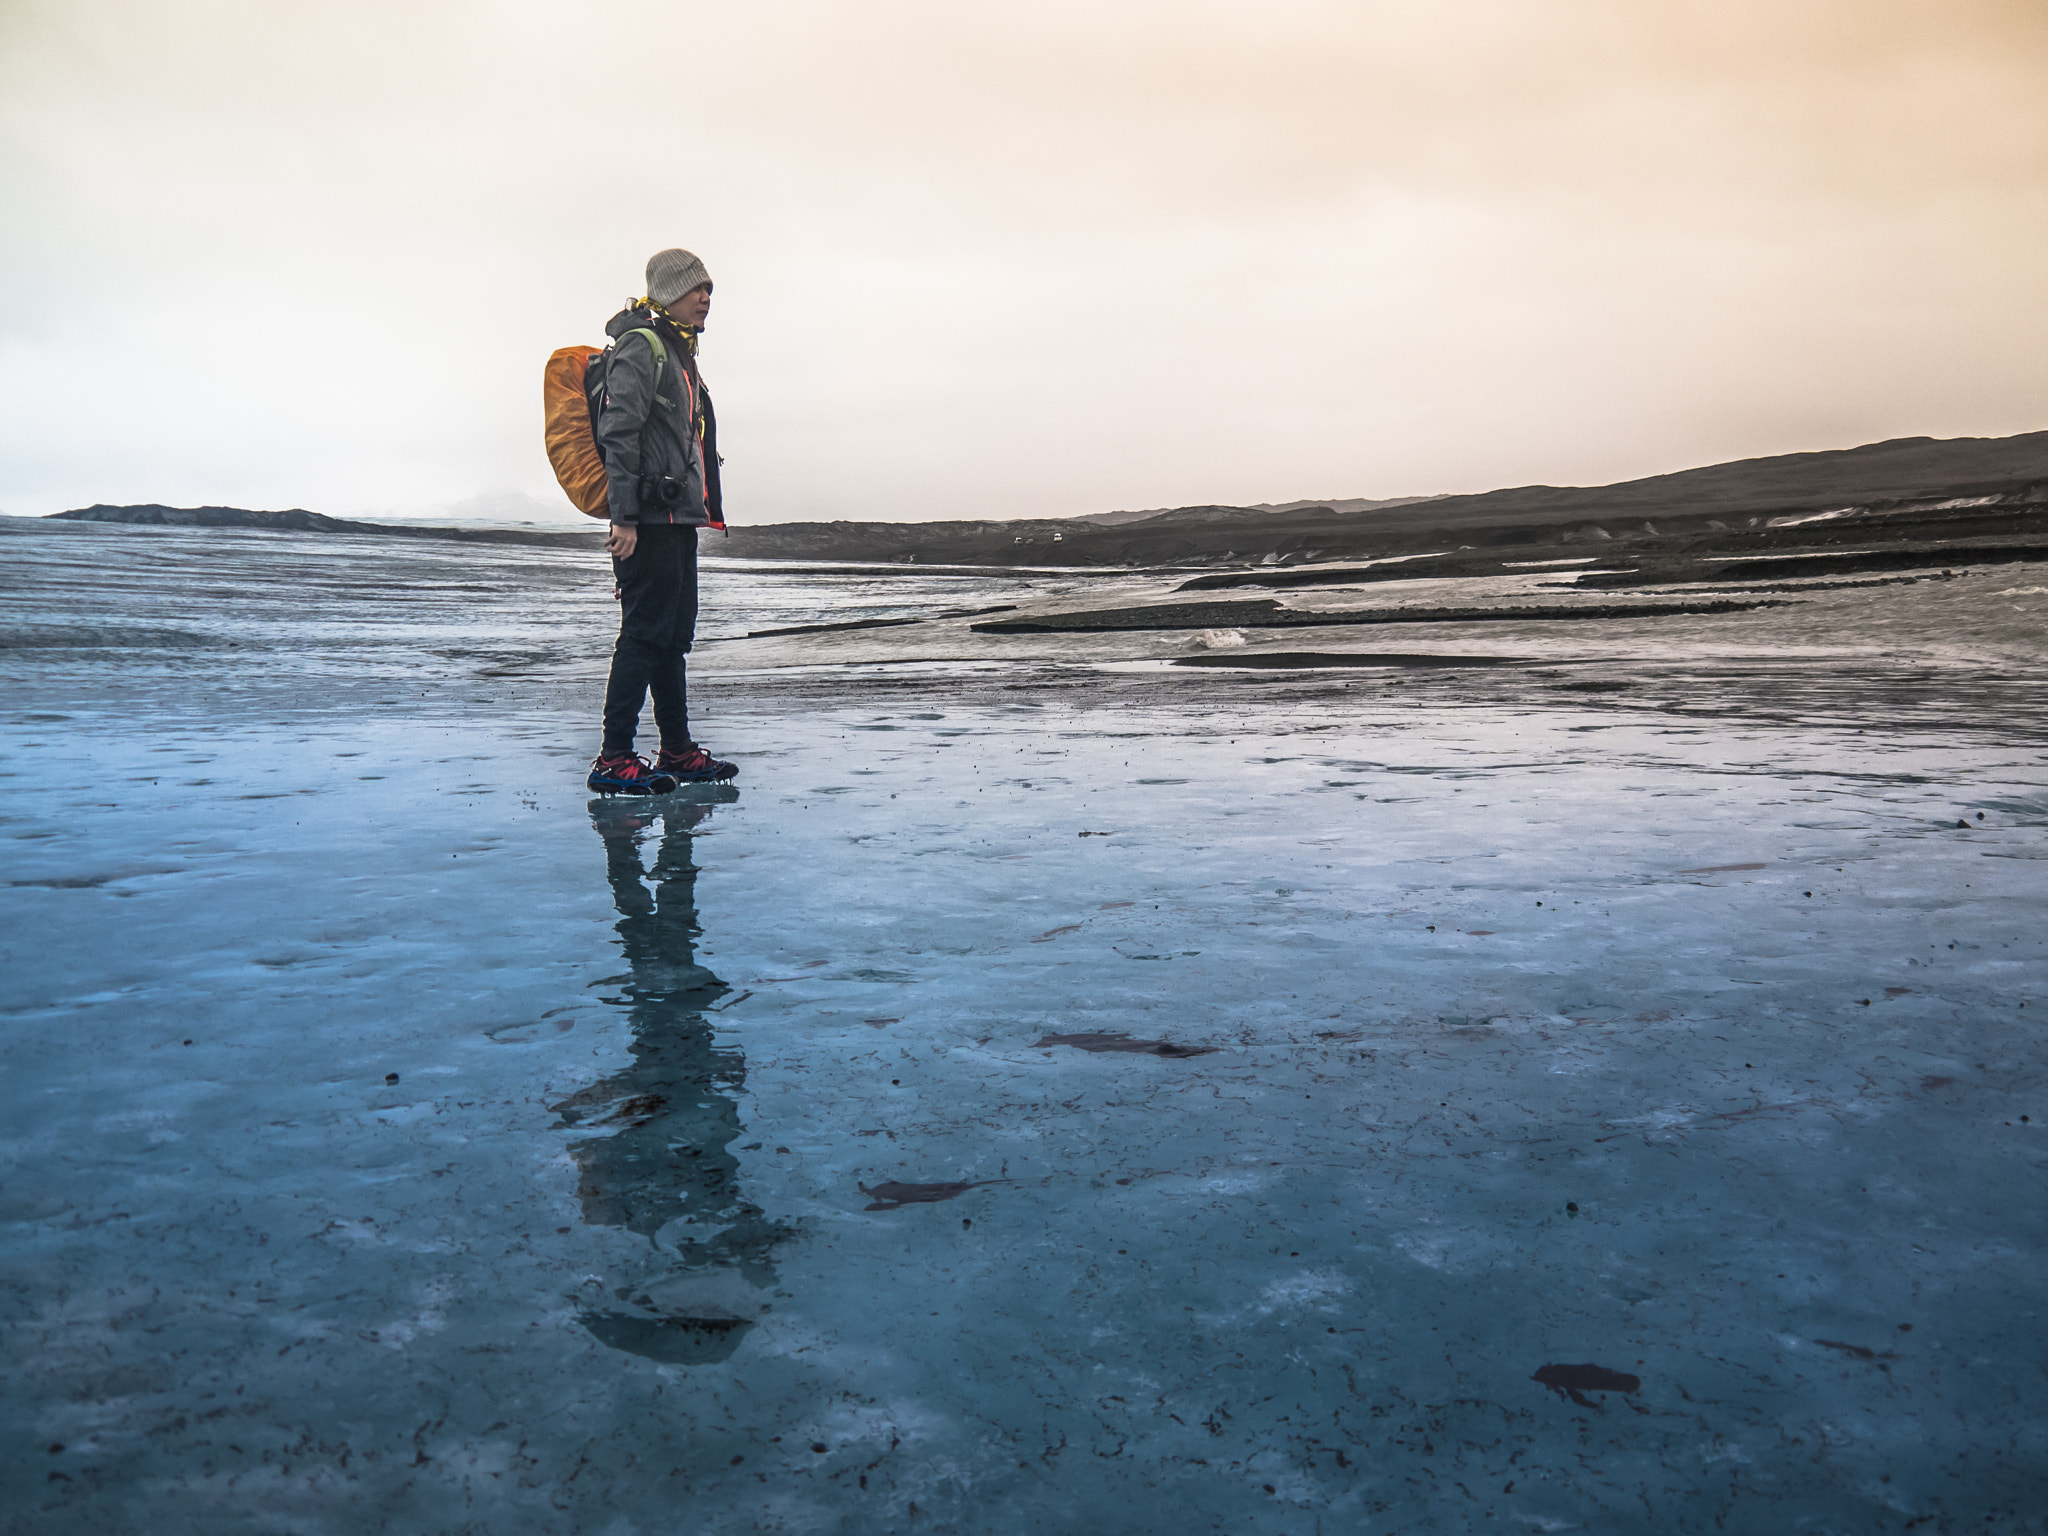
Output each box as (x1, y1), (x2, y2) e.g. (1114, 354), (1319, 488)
(605, 303), (701, 351)
(605, 302), (658, 341)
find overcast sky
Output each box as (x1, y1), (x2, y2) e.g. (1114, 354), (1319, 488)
(2, 0), (2044, 524)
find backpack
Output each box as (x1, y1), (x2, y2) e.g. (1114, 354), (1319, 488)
(542, 328), (669, 519)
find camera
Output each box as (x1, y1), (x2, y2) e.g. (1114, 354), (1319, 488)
(637, 474), (688, 508)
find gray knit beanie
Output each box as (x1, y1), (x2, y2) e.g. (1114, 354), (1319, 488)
(646, 248), (712, 306)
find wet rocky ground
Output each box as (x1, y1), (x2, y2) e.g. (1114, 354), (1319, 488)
(3, 516), (2046, 1534)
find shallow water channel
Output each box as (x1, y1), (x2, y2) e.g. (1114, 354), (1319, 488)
(4, 522), (2046, 1533)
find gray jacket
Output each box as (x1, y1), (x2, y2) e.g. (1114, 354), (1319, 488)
(594, 305), (723, 528)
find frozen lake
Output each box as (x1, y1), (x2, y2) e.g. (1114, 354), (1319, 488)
(4, 518), (2047, 1533)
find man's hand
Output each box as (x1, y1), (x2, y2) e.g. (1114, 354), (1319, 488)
(607, 522), (638, 561)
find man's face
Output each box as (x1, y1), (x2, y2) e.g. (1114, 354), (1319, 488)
(671, 284), (713, 327)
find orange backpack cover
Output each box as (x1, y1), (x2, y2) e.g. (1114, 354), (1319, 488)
(543, 346), (610, 518)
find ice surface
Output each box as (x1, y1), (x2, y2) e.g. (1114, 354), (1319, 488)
(3, 518), (2047, 1533)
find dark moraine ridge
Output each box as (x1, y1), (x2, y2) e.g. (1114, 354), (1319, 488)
(1171, 652), (1527, 670)
(972, 598), (1787, 635)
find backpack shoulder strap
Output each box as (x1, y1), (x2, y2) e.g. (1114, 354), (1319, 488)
(624, 326), (668, 376)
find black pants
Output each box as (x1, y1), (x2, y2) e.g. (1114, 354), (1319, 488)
(601, 524), (698, 755)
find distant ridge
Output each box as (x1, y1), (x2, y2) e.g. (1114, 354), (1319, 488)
(52, 504), (354, 531)
(719, 430), (2048, 567)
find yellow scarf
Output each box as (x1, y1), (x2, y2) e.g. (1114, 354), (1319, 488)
(636, 297), (700, 355)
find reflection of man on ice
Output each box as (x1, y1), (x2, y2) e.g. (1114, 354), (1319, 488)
(556, 795), (785, 1365)
(586, 248), (739, 796)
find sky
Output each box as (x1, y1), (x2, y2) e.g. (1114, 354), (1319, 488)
(2, 0), (2044, 525)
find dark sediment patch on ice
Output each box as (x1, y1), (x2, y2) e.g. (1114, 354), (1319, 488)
(1172, 651), (1525, 670)
(1564, 574), (1944, 597)
(1181, 538), (2044, 597)
(860, 1179), (1008, 1211)
(0, 623), (227, 649)
(1532, 1363), (1642, 1407)
(715, 563), (1133, 580)
(1035, 1031), (1219, 1057)
(577, 1310), (752, 1364)
(1814, 1338), (1898, 1362)
(1180, 556), (1577, 592)
(974, 598), (1787, 634)
(1576, 541), (2048, 588)
(9, 873), (134, 889)
(710, 605), (1018, 640)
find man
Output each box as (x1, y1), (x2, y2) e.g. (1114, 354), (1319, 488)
(587, 248), (739, 795)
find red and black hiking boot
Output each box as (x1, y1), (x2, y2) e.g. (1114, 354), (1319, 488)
(654, 743), (739, 783)
(587, 751), (679, 797)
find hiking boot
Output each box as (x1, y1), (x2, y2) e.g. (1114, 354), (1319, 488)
(588, 751), (678, 796)
(654, 743), (739, 783)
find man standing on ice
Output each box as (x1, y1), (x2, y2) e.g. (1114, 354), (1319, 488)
(586, 247), (740, 795)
